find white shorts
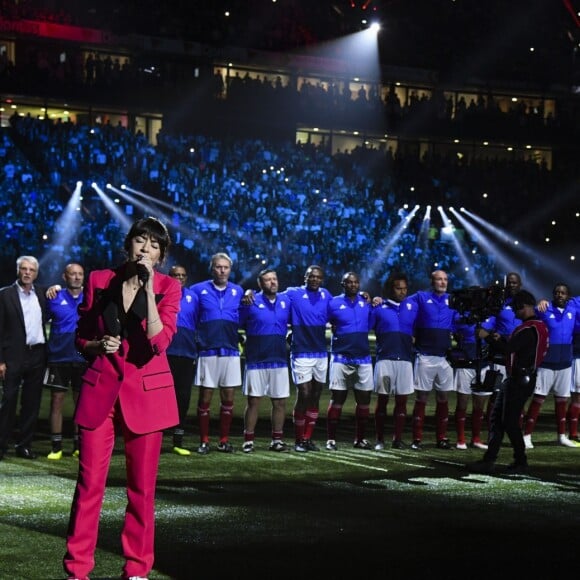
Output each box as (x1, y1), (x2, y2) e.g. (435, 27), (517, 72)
(572, 359), (580, 393)
(329, 362), (373, 391)
(195, 355), (241, 388)
(454, 368), (492, 396)
(373, 359), (414, 395)
(414, 354), (454, 392)
(535, 367), (572, 398)
(291, 356), (328, 385)
(243, 367), (290, 398)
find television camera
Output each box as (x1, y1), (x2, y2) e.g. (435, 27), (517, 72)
(448, 284), (506, 392)
(448, 284), (506, 324)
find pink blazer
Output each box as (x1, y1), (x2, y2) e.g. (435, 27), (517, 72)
(74, 266), (181, 434)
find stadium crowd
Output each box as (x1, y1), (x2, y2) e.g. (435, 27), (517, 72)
(2, 112), (571, 296)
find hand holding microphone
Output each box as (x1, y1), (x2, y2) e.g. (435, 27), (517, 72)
(137, 263), (149, 284)
(136, 255), (153, 287)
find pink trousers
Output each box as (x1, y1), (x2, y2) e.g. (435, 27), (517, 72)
(63, 403), (163, 579)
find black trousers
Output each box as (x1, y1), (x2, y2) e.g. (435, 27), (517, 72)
(484, 374), (535, 465)
(0, 346), (46, 449)
(167, 355), (196, 431)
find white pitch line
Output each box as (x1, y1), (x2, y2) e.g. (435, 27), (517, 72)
(399, 461), (436, 469)
(313, 453), (392, 473)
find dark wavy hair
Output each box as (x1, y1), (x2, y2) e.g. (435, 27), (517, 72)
(512, 290), (536, 310)
(123, 217), (171, 262)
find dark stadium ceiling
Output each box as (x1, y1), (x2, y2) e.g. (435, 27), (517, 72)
(77, 0), (580, 83)
(18, 0), (580, 84)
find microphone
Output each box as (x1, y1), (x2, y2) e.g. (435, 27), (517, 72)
(137, 263), (149, 284)
(103, 301), (121, 336)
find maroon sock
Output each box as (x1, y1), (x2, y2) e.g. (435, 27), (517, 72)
(435, 400), (449, 441)
(293, 410), (306, 442)
(412, 400), (426, 441)
(393, 395), (408, 441)
(375, 394), (388, 442)
(327, 403), (343, 441)
(355, 404), (370, 441)
(197, 402), (211, 443)
(219, 403), (234, 443)
(303, 407), (319, 440)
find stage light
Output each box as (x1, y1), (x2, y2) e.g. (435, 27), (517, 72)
(39, 180), (84, 276)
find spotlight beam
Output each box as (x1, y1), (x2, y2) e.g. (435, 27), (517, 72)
(39, 182), (83, 270)
(437, 207), (478, 285)
(454, 208), (577, 298)
(92, 183), (132, 231)
(364, 205), (420, 285)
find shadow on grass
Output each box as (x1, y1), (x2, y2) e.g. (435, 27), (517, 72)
(3, 398), (580, 579)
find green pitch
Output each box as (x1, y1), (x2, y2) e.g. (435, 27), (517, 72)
(1, 388), (579, 579)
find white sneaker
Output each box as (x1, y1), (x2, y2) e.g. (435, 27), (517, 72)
(374, 441), (385, 451)
(558, 434), (580, 448)
(471, 440), (489, 450)
(456, 441), (468, 450)
(242, 441), (255, 453)
(325, 439), (337, 451)
(523, 434), (534, 449)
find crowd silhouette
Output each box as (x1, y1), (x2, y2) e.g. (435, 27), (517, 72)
(1, 111), (573, 296)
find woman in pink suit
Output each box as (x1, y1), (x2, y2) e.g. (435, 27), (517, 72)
(64, 217), (181, 580)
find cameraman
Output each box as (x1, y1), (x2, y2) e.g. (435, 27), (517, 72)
(468, 290), (549, 474)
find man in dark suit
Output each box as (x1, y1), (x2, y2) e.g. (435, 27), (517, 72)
(0, 255), (48, 459)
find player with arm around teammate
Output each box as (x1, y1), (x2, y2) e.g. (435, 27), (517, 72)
(239, 268), (291, 453)
(45, 262), (86, 460)
(371, 272), (416, 450)
(286, 265), (333, 452)
(522, 282), (580, 449)
(407, 270), (459, 450)
(190, 253), (243, 454)
(325, 272), (373, 451)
